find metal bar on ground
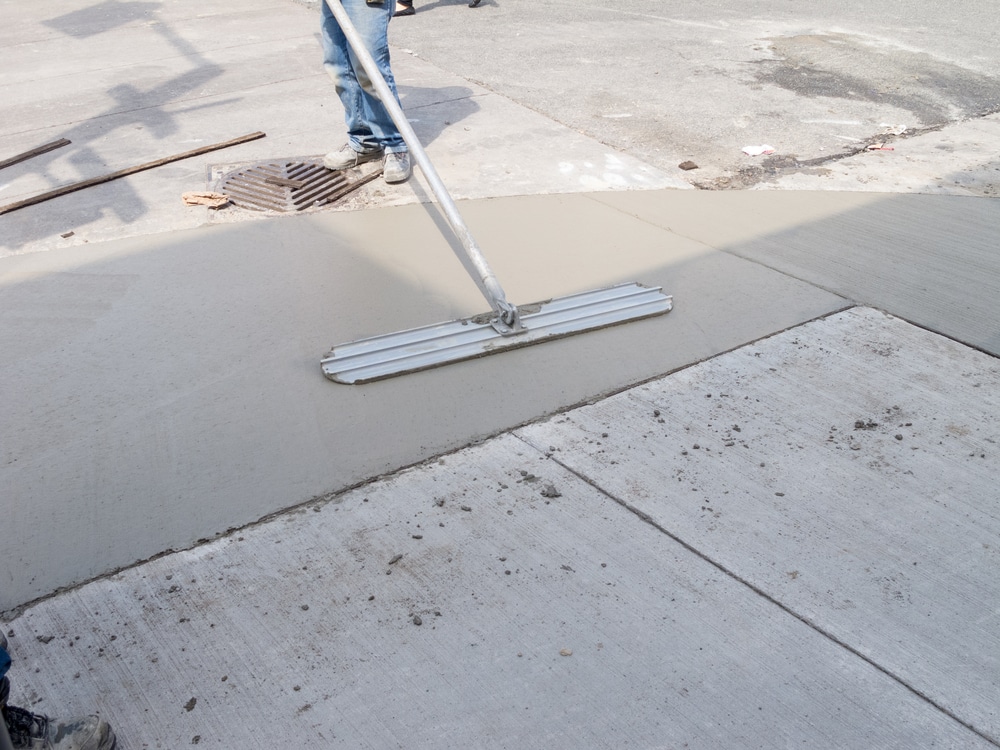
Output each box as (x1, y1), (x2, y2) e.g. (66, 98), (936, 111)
(265, 176), (307, 188)
(0, 138), (71, 171)
(0, 132), (266, 216)
(322, 283), (673, 384)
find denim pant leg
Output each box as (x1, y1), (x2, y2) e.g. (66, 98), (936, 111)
(320, 0), (407, 153)
(0, 644), (9, 709)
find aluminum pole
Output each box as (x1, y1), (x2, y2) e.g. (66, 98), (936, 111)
(323, 0), (520, 330)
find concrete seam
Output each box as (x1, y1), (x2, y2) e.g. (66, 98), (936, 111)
(513, 431), (1000, 749)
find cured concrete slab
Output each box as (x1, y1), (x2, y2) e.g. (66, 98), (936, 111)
(517, 308), (1000, 744)
(0, 192), (845, 613)
(3, 308), (995, 748)
(591, 190), (1000, 356)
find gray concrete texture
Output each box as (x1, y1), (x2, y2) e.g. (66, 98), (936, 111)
(1, 0), (1000, 746)
(382, 0), (1000, 192)
(4, 309), (999, 748)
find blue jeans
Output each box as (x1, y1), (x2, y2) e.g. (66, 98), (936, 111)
(1, 646), (10, 709)
(320, 0), (407, 154)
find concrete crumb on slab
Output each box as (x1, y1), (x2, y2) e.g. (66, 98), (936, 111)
(518, 306), (1000, 742)
(5, 307), (998, 748)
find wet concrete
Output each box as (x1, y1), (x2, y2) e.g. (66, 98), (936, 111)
(0, 192), (846, 612)
(591, 189), (1000, 355)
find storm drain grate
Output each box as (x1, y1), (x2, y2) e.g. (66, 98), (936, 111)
(218, 159), (381, 212)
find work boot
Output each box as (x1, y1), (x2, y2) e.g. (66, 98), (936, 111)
(383, 151), (411, 184)
(3, 704), (116, 750)
(0, 634), (115, 750)
(323, 144), (384, 171)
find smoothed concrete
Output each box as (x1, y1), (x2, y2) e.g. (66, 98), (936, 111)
(0, 191), (845, 613)
(592, 190), (1000, 355)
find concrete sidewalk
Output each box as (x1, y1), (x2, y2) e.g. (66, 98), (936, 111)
(2, 1), (999, 748)
(4, 308), (998, 748)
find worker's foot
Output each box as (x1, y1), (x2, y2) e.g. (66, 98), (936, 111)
(383, 151), (411, 184)
(3, 704), (116, 750)
(395, 1), (415, 16)
(323, 144), (384, 171)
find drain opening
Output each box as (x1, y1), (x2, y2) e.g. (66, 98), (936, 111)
(218, 159), (380, 212)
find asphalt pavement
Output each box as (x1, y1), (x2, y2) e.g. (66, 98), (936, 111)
(1, 2), (998, 747)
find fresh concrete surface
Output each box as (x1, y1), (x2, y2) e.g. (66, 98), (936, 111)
(3, 309), (997, 748)
(0, 192), (846, 612)
(591, 190), (1000, 356)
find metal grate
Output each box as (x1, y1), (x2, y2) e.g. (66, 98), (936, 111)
(218, 159), (380, 213)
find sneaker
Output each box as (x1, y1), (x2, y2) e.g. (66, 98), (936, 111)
(323, 144), (384, 171)
(383, 151), (411, 184)
(3, 704), (116, 750)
